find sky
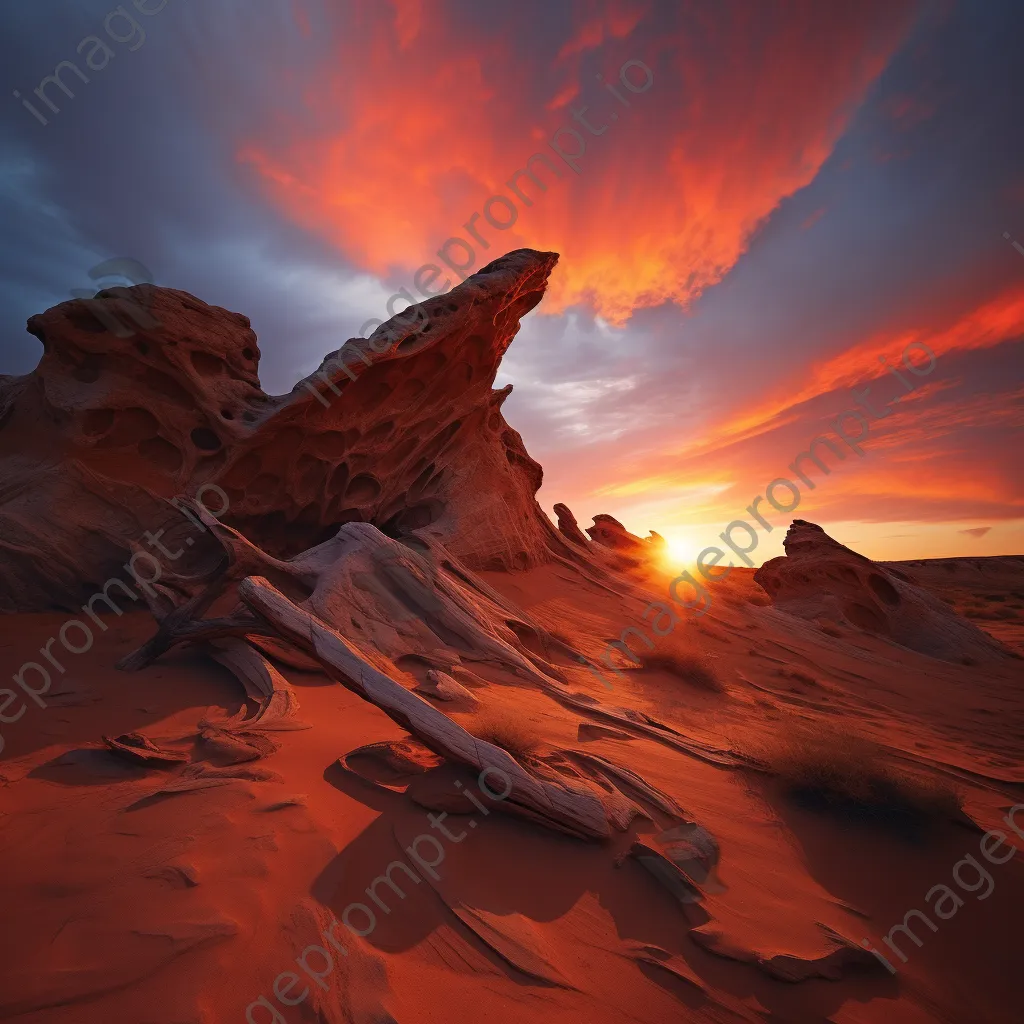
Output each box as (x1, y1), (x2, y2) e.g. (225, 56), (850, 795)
(1, 0), (1022, 567)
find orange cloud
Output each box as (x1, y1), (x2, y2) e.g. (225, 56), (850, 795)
(555, 2), (645, 61)
(798, 283), (1024, 395)
(702, 281), (1024, 456)
(238, 0), (915, 323)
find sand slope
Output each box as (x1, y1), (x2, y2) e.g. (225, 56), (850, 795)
(1, 544), (1021, 1023)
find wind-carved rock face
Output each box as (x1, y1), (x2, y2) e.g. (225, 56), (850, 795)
(0, 249), (574, 611)
(25, 284), (265, 480)
(754, 520), (1012, 663)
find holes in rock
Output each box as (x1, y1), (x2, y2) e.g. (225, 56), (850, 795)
(487, 412), (501, 430)
(137, 436), (183, 472)
(190, 351), (223, 377)
(328, 462), (350, 496)
(228, 511), (331, 566)
(410, 462), (435, 500)
(242, 347), (255, 360)
(418, 419), (462, 463)
(190, 427), (222, 451)
(397, 334), (430, 356)
(96, 407), (160, 447)
(82, 409), (115, 437)
(437, 419), (461, 445)
(447, 303), (458, 312)
(221, 409), (234, 420)
(844, 601), (887, 634)
(135, 340), (150, 356)
(376, 491), (410, 527)
(242, 411), (257, 423)
(334, 507), (365, 525)
(868, 572), (900, 606)
(382, 501), (442, 534)
(345, 473), (382, 503)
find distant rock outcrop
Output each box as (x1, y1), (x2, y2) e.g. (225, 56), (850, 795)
(553, 503), (590, 546)
(584, 513), (666, 567)
(754, 520), (1012, 663)
(587, 514), (643, 552)
(0, 250), (582, 611)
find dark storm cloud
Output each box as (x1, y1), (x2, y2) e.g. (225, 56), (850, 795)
(0, 0), (406, 391)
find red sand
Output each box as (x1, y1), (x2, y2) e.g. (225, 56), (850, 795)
(1, 552), (1022, 1023)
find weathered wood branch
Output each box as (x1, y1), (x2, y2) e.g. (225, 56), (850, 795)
(237, 575), (612, 840)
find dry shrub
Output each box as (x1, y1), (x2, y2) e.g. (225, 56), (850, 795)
(758, 722), (962, 833)
(469, 713), (540, 764)
(638, 650), (724, 692)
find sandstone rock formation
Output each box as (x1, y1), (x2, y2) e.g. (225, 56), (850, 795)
(754, 520), (1013, 663)
(582, 512), (666, 568)
(553, 502), (590, 546)
(0, 250), (582, 612)
(586, 514), (646, 552)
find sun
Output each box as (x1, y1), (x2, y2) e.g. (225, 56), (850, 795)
(661, 534), (695, 571)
